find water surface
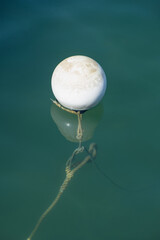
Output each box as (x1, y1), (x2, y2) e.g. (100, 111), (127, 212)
(1, 1), (160, 239)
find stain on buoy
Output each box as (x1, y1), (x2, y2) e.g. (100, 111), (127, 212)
(51, 55), (107, 111)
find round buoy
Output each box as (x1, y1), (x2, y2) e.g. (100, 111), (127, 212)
(51, 55), (107, 111)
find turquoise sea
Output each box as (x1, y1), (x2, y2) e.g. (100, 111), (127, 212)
(1, 0), (160, 239)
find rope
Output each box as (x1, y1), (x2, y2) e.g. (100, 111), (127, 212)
(27, 101), (97, 240)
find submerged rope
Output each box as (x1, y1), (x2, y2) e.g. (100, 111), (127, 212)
(27, 101), (97, 240)
(27, 143), (96, 240)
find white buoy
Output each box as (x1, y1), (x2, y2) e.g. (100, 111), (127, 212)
(51, 55), (107, 111)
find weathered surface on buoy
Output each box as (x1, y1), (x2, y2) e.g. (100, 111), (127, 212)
(51, 55), (107, 110)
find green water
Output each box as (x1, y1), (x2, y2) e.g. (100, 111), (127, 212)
(1, 0), (160, 239)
